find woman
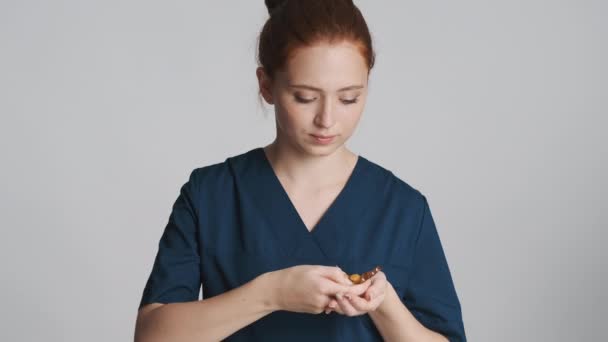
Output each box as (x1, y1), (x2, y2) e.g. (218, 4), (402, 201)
(135, 0), (466, 341)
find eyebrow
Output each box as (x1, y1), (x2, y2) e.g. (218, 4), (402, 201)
(287, 84), (364, 92)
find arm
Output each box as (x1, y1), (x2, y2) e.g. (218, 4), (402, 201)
(135, 271), (278, 342)
(370, 194), (465, 341)
(368, 283), (448, 342)
(135, 169), (277, 341)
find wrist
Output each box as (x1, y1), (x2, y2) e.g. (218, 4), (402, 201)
(254, 271), (282, 312)
(373, 281), (398, 317)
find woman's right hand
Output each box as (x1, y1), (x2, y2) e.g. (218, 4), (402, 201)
(267, 265), (372, 314)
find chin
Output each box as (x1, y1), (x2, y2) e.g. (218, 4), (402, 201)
(300, 140), (344, 156)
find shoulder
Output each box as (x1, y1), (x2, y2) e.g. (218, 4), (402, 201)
(184, 147), (257, 193)
(361, 154), (427, 210)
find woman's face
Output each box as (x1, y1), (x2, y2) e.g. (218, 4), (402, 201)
(258, 40), (369, 156)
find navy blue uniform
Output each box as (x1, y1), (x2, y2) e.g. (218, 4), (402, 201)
(139, 147), (466, 341)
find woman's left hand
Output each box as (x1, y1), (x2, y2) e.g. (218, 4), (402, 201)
(324, 270), (388, 316)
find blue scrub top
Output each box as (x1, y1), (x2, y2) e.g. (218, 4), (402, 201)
(138, 147), (466, 341)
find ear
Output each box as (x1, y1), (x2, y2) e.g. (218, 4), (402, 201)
(256, 67), (274, 105)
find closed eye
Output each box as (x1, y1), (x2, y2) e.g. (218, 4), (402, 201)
(294, 95), (359, 105)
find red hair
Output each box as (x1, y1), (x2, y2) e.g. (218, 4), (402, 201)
(257, 0), (376, 81)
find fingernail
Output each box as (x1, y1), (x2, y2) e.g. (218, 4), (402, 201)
(336, 292), (343, 300)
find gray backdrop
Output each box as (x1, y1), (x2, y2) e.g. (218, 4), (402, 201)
(1, 1), (606, 341)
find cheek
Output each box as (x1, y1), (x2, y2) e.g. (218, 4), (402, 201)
(275, 107), (307, 132)
(341, 106), (364, 129)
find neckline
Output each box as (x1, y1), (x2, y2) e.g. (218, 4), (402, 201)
(256, 147), (362, 234)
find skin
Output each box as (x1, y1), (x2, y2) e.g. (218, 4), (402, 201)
(257, 39), (449, 341)
(135, 40), (448, 342)
(134, 266), (372, 342)
(256, 39), (384, 315)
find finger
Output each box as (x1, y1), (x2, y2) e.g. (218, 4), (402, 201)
(347, 292), (381, 312)
(348, 296), (373, 312)
(346, 278), (373, 296)
(364, 276), (388, 301)
(327, 296), (344, 315)
(362, 282), (380, 301)
(317, 265), (352, 286)
(336, 292), (358, 316)
(330, 304), (344, 315)
(324, 299), (338, 314)
(319, 278), (353, 296)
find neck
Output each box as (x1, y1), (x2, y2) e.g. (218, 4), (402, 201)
(263, 138), (357, 189)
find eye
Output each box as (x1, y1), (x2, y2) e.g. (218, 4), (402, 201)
(294, 95), (316, 103)
(293, 94), (359, 105)
(341, 98), (359, 105)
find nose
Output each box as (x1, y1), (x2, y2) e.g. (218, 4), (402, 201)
(314, 97), (336, 129)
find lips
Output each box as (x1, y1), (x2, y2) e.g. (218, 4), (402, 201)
(311, 134), (336, 139)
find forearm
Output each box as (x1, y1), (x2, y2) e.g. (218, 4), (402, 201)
(135, 272), (278, 342)
(368, 283), (448, 342)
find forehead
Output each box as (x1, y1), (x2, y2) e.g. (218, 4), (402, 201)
(278, 41), (368, 91)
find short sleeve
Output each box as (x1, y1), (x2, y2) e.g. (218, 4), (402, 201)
(138, 170), (201, 310)
(403, 195), (467, 341)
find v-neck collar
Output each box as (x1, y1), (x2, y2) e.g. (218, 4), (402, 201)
(231, 146), (374, 263)
(259, 146), (361, 235)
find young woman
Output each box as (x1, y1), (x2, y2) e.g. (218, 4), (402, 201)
(135, 1), (466, 341)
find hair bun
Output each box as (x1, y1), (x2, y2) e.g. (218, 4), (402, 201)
(265, 0), (288, 15)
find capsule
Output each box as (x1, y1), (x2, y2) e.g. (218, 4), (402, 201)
(349, 266), (382, 284)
